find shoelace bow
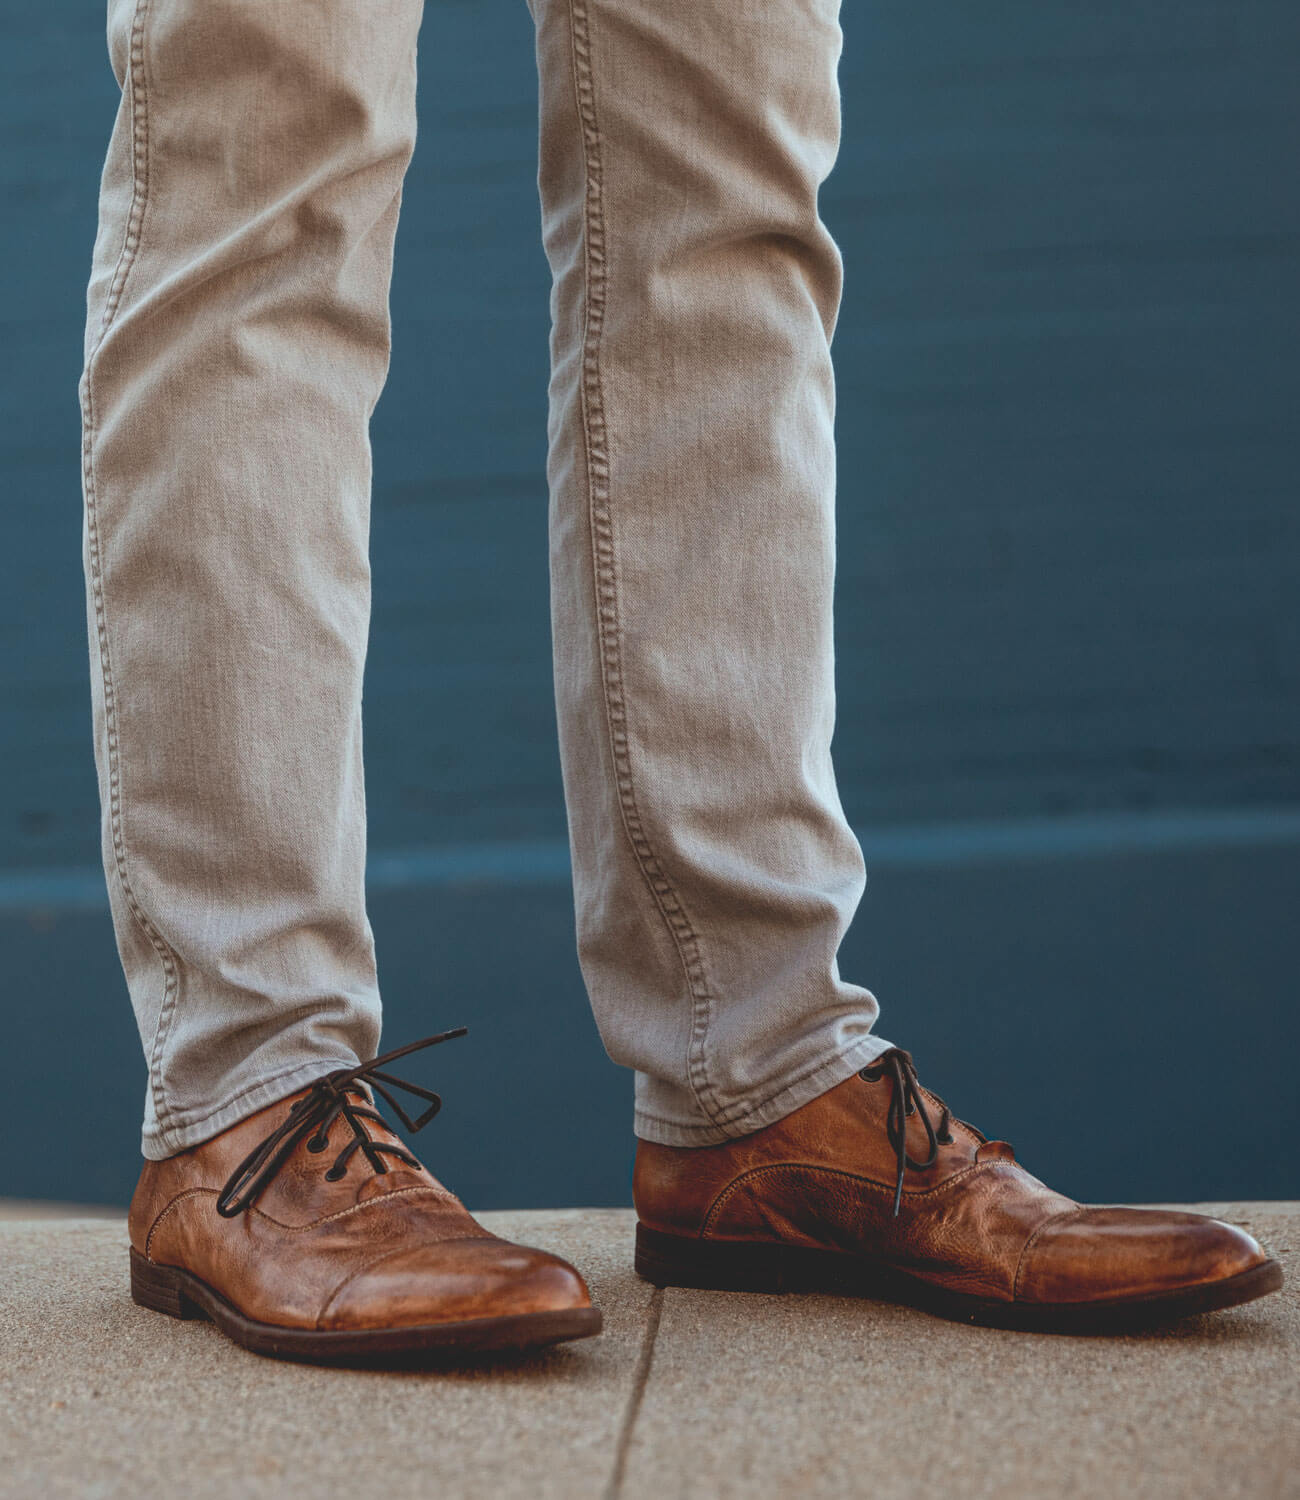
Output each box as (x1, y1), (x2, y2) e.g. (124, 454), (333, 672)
(215, 1028), (467, 1218)
(859, 1047), (977, 1217)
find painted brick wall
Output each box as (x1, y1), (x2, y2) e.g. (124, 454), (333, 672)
(3, 0), (1295, 872)
(2, 0), (1297, 1208)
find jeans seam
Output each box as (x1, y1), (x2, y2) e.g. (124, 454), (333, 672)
(92, 0), (153, 343)
(80, 0), (183, 1136)
(564, 0), (727, 1130)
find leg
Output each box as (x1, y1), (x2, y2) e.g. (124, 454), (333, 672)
(529, 0), (1283, 1330)
(79, 0), (419, 1156)
(87, 0), (598, 1360)
(530, 0), (890, 1146)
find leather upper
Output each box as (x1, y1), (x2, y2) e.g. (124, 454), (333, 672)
(634, 1067), (1269, 1305)
(129, 1085), (592, 1330)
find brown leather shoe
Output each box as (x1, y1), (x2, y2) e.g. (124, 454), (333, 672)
(633, 1047), (1283, 1332)
(128, 1031), (601, 1362)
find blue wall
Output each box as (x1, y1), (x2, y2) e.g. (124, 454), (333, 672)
(2, 0), (1297, 1208)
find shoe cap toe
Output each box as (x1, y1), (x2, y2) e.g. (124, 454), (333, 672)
(319, 1236), (592, 1331)
(1015, 1206), (1268, 1306)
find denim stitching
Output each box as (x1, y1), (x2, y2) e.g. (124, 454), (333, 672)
(91, 0), (152, 343)
(564, 0), (727, 1131)
(79, 0), (183, 1134)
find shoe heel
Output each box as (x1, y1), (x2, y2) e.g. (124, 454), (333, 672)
(635, 1222), (792, 1293)
(129, 1247), (203, 1320)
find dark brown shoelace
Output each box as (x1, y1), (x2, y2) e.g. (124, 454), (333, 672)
(859, 1047), (971, 1217)
(215, 1028), (468, 1218)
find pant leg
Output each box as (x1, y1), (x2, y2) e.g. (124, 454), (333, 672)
(78, 0), (423, 1158)
(529, 0), (891, 1144)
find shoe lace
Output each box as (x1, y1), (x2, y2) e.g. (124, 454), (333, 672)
(214, 1028), (468, 1218)
(858, 1047), (966, 1218)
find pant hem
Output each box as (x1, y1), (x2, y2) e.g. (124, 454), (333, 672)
(139, 1055), (361, 1161)
(633, 1031), (895, 1146)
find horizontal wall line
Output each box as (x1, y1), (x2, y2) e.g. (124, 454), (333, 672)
(1, 805), (1298, 913)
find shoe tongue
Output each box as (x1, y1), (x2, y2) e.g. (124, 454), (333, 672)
(336, 1094), (423, 1165)
(976, 1139), (1017, 1163)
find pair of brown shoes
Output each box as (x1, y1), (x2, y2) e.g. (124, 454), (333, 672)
(127, 1033), (1282, 1363)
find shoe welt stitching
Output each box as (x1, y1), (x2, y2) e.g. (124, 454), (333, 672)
(700, 1159), (996, 1238)
(144, 1186), (211, 1259)
(146, 1183), (459, 1255)
(1012, 1205), (1088, 1301)
(252, 1184), (461, 1232)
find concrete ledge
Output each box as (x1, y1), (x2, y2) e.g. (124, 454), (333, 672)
(0, 1204), (1295, 1499)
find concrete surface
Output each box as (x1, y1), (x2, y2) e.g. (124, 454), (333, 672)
(0, 1205), (1296, 1500)
(0, 1199), (122, 1221)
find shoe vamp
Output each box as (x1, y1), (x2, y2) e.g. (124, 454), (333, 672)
(706, 1160), (1075, 1301)
(148, 1184), (493, 1329)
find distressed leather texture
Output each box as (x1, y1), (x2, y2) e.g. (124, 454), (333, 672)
(129, 1087), (592, 1330)
(634, 1069), (1269, 1305)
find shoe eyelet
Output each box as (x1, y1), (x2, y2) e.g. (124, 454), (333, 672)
(307, 1135), (328, 1153)
(323, 1165), (346, 1182)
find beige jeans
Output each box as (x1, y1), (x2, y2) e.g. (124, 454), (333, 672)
(79, 0), (889, 1161)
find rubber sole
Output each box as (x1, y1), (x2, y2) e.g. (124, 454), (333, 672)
(634, 1223), (1284, 1334)
(130, 1247), (603, 1365)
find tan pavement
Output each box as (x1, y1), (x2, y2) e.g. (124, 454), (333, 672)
(1, 1204), (1295, 1499)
